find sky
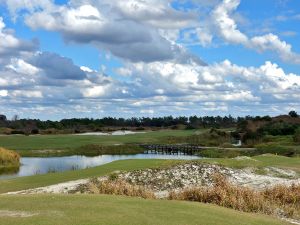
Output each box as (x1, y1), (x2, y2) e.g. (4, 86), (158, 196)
(0, 0), (300, 120)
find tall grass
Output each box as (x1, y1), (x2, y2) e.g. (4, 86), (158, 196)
(168, 174), (300, 220)
(77, 178), (156, 199)
(0, 147), (20, 167)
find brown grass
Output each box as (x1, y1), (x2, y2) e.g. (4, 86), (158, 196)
(0, 147), (20, 167)
(168, 174), (300, 220)
(80, 178), (156, 199)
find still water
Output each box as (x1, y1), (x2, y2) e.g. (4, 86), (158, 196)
(0, 154), (200, 180)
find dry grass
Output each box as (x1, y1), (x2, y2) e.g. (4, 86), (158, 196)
(168, 174), (300, 220)
(0, 147), (20, 167)
(79, 178), (156, 199)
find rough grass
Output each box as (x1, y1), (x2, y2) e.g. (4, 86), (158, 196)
(77, 178), (156, 199)
(0, 148), (20, 167)
(168, 174), (300, 221)
(0, 194), (288, 225)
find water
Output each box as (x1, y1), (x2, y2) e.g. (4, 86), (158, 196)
(0, 154), (200, 180)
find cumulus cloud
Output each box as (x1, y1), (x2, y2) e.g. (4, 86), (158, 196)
(0, 17), (38, 57)
(210, 0), (300, 64)
(29, 52), (87, 80)
(4, 1), (203, 63)
(0, 0), (300, 118)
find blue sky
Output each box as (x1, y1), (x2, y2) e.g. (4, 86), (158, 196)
(0, 0), (299, 120)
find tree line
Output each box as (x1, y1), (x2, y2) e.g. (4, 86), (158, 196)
(0, 112), (298, 134)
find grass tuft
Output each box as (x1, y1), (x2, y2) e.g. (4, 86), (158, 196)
(0, 147), (20, 167)
(168, 174), (300, 220)
(78, 178), (156, 199)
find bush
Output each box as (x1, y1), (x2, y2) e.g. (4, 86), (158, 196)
(31, 129), (39, 134)
(198, 148), (243, 158)
(254, 143), (300, 157)
(0, 147), (20, 167)
(10, 130), (25, 135)
(294, 128), (300, 144)
(259, 122), (298, 136)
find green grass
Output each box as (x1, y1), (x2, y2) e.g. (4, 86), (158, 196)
(0, 194), (288, 225)
(202, 154), (300, 172)
(0, 129), (200, 152)
(1, 155), (300, 194)
(0, 159), (179, 194)
(18, 144), (145, 157)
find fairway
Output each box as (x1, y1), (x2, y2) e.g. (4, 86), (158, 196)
(0, 130), (201, 151)
(0, 194), (288, 225)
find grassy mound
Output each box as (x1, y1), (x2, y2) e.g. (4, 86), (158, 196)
(0, 147), (20, 167)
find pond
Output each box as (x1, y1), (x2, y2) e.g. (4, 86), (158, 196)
(0, 154), (201, 180)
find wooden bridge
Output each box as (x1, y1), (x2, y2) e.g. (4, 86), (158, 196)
(140, 144), (203, 155)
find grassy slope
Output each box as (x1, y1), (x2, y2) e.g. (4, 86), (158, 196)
(0, 159), (178, 194)
(202, 154), (300, 172)
(0, 195), (288, 225)
(1, 155), (300, 194)
(0, 129), (199, 151)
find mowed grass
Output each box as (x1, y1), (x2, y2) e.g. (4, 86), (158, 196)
(0, 129), (200, 151)
(202, 154), (300, 172)
(0, 194), (288, 225)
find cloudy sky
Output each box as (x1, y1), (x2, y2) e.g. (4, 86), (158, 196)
(0, 0), (299, 120)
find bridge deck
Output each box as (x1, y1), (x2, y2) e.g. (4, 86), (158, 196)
(140, 144), (203, 155)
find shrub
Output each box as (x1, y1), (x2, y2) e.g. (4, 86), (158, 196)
(294, 128), (300, 144)
(258, 122), (298, 136)
(0, 147), (20, 167)
(198, 148), (244, 158)
(255, 143), (300, 157)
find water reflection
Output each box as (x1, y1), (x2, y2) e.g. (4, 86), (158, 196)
(0, 154), (200, 180)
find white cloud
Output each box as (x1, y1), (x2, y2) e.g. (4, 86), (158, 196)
(1, 0), (206, 64)
(209, 0), (300, 64)
(212, 0), (248, 44)
(81, 85), (107, 98)
(0, 17), (38, 56)
(6, 58), (39, 75)
(11, 90), (43, 98)
(0, 90), (8, 97)
(0, 0), (300, 118)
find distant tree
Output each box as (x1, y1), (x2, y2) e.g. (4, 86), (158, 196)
(0, 114), (7, 121)
(289, 111), (299, 118)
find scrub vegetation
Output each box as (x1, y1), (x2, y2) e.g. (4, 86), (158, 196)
(0, 148), (20, 168)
